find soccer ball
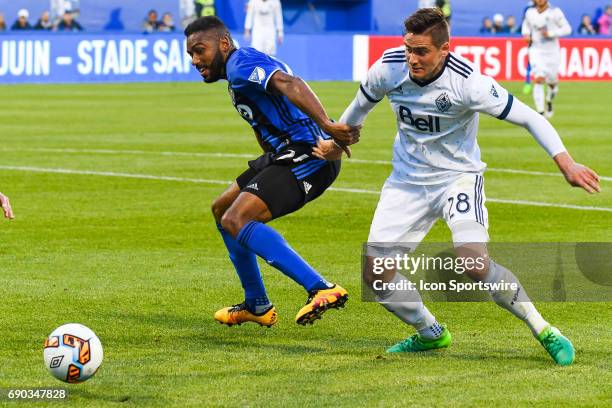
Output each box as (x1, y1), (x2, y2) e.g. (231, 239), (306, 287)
(43, 323), (103, 383)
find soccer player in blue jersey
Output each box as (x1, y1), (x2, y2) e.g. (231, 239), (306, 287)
(185, 17), (358, 327)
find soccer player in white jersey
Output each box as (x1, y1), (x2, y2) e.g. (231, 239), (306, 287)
(244, 0), (283, 56)
(521, 0), (571, 118)
(314, 8), (601, 365)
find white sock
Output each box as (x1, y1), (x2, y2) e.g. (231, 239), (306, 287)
(485, 260), (549, 336)
(418, 321), (445, 340)
(376, 272), (438, 334)
(546, 84), (558, 102)
(533, 83), (545, 113)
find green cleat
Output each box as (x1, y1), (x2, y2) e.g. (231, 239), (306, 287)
(522, 83), (533, 94)
(537, 326), (575, 366)
(386, 325), (452, 353)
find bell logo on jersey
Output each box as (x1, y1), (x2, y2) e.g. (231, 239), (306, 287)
(398, 105), (441, 133)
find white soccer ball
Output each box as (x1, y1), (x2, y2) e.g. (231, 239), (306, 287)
(43, 323), (103, 383)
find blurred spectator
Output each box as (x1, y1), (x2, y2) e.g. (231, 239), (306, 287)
(492, 13), (505, 33)
(143, 9), (161, 33)
(0, 13), (6, 31)
(56, 10), (83, 31)
(578, 14), (596, 35)
(598, 5), (612, 34)
(11, 9), (32, 30)
(505, 15), (519, 33)
(34, 11), (53, 30)
(480, 17), (494, 33)
(159, 12), (176, 32)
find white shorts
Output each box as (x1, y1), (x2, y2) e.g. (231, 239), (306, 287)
(529, 48), (560, 83)
(251, 31), (277, 56)
(367, 173), (489, 252)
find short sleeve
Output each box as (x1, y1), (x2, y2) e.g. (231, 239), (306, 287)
(228, 50), (288, 92)
(359, 58), (388, 104)
(464, 73), (514, 120)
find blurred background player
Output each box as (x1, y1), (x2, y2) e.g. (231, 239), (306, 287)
(244, 0), (284, 56)
(0, 192), (14, 220)
(315, 8), (600, 365)
(185, 16), (356, 328)
(522, 0), (571, 118)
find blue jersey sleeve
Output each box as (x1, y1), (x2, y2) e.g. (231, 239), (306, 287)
(227, 48), (289, 93)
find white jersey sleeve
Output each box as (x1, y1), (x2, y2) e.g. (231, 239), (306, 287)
(359, 57), (390, 104)
(549, 7), (571, 38)
(340, 48), (401, 125)
(463, 71), (514, 120)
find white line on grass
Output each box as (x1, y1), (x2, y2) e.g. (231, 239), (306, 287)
(2, 147), (610, 182)
(0, 147), (612, 181)
(1, 165), (610, 213)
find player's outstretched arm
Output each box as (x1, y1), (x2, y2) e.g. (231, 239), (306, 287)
(0, 192), (14, 219)
(267, 71), (360, 150)
(504, 98), (601, 194)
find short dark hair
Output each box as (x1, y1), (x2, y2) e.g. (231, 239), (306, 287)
(184, 16), (231, 39)
(404, 8), (449, 48)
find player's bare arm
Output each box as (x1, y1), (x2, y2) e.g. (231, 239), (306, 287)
(267, 70), (360, 149)
(0, 192), (14, 219)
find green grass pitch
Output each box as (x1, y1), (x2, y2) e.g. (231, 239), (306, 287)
(0, 81), (610, 407)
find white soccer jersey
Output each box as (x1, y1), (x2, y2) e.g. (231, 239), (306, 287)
(521, 4), (571, 53)
(245, 0), (283, 55)
(245, 0), (283, 35)
(360, 48), (514, 185)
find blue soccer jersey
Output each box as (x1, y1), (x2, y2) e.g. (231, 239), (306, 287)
(226, 47), (329, 152)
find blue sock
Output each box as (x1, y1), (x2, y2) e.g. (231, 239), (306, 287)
(236, 221), (331, 292)
(217, 224), (270, 313)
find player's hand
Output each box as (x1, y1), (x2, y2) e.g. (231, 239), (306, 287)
(322, 121), (361, 146)
(561, 163), (601, 194)
(555, 153), (601, 194)
(540, 28), (550, 38)
(312, 137), (351, 161)
(278, 34), (283, 45)
(0, 192), (14, 219)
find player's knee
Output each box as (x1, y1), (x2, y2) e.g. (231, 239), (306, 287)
(462, 259), (490, 281)
(220, 208), (252, 238)
(220, 211), (240, 237)
(534, 77), (545, 84)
